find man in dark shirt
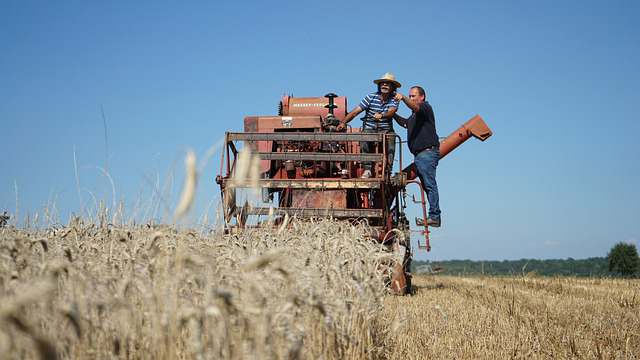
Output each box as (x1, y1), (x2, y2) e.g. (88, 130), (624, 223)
(393, 86), (441, 227)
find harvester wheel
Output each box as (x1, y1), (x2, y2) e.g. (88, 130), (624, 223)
(389, 263), (407, 295)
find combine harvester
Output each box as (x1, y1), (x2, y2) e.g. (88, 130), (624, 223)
(216, 93), (491, 294)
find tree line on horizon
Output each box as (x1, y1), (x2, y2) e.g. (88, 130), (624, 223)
(413, 243), (639, 278)
(414, 256), (636, 278)
(413, 257), (610, 277)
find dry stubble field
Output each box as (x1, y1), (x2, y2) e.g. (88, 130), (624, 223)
(1, 218), (639, 359)
(384, 274), (640, 359)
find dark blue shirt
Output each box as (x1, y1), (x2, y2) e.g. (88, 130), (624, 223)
(407, 101), (439, 155)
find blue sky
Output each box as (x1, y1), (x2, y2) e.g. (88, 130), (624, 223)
(2, 1), (639, 261)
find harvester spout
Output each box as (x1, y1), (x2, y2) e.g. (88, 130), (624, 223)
(402, 115), (492, 180)
(440, 114), (492, 158)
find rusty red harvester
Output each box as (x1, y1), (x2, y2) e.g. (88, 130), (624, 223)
(216, 93), (492, 294)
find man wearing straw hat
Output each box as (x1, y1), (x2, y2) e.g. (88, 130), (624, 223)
(337, 73), (401, 178)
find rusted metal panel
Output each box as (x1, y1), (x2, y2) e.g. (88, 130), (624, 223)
(243, 117), (272, 173)
(244, 118), (259, 133)
(291, 189), (346, 209)
(281, 95), (348, 119)
(244, 116), (323, 130)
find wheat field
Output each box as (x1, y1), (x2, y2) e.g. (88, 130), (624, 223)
(382, 275), (640, 359)
(1, 219), (639, 359)
(1, 218), (398, 359)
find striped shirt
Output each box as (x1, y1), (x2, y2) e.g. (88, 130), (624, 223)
(359, 92), (399, 131)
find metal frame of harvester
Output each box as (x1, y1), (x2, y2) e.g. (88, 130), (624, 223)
(216, 93), (492, 295)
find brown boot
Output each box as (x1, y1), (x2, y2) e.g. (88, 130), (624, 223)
(426, 218), (441, 228)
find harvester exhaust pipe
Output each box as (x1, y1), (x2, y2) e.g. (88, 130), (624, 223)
(324, 93), (338, 115)
(323, 93), (341, 127)
(402, 115), (492, 180)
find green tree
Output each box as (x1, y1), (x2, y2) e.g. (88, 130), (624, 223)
(607, 242), (639, 277)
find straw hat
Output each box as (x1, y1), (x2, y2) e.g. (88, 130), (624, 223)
(373, 73), (401, 88)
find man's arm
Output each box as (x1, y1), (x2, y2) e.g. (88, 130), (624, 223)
(393, 113), (407, 128)
(394, 93), (420, 113)
(343, 106), (363, 124)
(336, 106), (363, 130)
(372, 107), (397, 120)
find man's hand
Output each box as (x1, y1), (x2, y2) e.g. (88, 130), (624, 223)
(395, 92), (420, 113)
(373, 113), (383, 120)
(336, 122), (347, 131)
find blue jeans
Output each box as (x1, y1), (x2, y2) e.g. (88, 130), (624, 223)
(415, 149), (441, 221)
